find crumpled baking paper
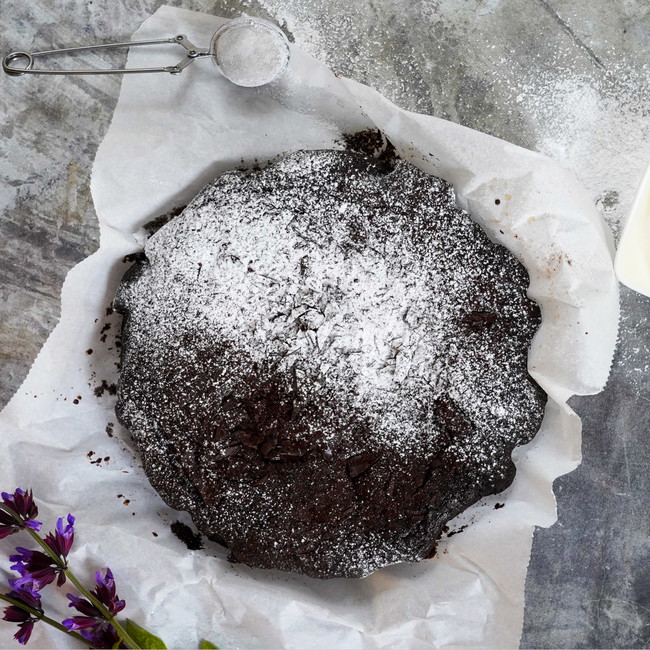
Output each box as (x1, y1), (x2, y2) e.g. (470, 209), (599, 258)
(0, 5), (618, 649)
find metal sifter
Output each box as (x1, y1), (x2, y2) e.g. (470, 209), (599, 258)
(2, 16), (290, 88)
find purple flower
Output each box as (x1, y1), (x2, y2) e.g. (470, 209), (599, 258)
(63, 568), (125, 648)
(44, 515), (75, 559)
(65, 594), (101, 622)
(77, 621), (121, 649)
(10, 548), (62, 590)
(2, 582), (43, 646)
(10, 548), (61, 589)
(0, 511), (18, 540)
(64, 568), (125, 619)
(0, 489), (42, 539)
(10, 515), (75, 588)
(92, 568), (125, 616)
(7, 578), (41, 609)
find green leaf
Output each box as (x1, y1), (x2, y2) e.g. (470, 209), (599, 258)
(125, 618), (168, 649)
(199, 640), (219, 649)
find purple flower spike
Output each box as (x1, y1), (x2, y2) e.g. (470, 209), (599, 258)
(44, 515), (75, 561)
(66, 593), (100, 619)
(93, 568), (125, 616)
(63, 605), (122, 649)
(9, 515), (75, 589)
(13, 622), (35, 646)
(0, 489), (42, 538)
(79, 622), (121, 649)
(63, 568), (125, 648)
(10, 546), (65, 589)
(63, 615), (121, 649)
(65, 568), (125, 620)
(6, 581), (41, 609)
(64, 613), (103, 631)
(2, 583), (43, 646)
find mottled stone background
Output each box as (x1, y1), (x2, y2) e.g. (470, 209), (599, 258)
(1, 0), (649, 647)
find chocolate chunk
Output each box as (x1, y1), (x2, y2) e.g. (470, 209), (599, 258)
(346, 453), (377, 479)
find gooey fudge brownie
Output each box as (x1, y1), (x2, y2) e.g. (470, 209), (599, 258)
(114, 148), (546, 578)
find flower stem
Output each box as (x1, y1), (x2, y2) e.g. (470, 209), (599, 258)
(4, 511), (142, 650)
(0, 592), (91, 646)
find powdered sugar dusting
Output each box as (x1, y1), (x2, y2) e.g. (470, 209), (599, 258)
(115, 149), (545, 578)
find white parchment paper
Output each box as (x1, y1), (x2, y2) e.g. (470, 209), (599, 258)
(0, 6), (619, 649)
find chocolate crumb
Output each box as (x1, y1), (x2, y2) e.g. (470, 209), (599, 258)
(446, 524), (469, 538)
(171, 521), (204, 551)
(143, 205), (187, 236)
(86, 349), (93, 355)
(94, 380), (117, 398)
(341, 129), (397, 168)
(425, 542), (438, 559)
(123, 252), (147, 265)
(152, 532), (158, 537)
(494, 502), (505, 509)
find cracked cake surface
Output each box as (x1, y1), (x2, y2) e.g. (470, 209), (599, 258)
(114, 148), (546, 579)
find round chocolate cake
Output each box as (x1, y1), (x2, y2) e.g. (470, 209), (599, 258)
(114, 148), (546, 579)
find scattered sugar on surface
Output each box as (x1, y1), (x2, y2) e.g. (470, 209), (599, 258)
(487, 54), (650, 242)
(249, 0), (648, 242)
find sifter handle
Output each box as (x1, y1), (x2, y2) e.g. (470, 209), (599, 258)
(2, 35), (210, 77)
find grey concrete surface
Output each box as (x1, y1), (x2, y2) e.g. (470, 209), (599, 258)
(1, 0), (648, 647)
